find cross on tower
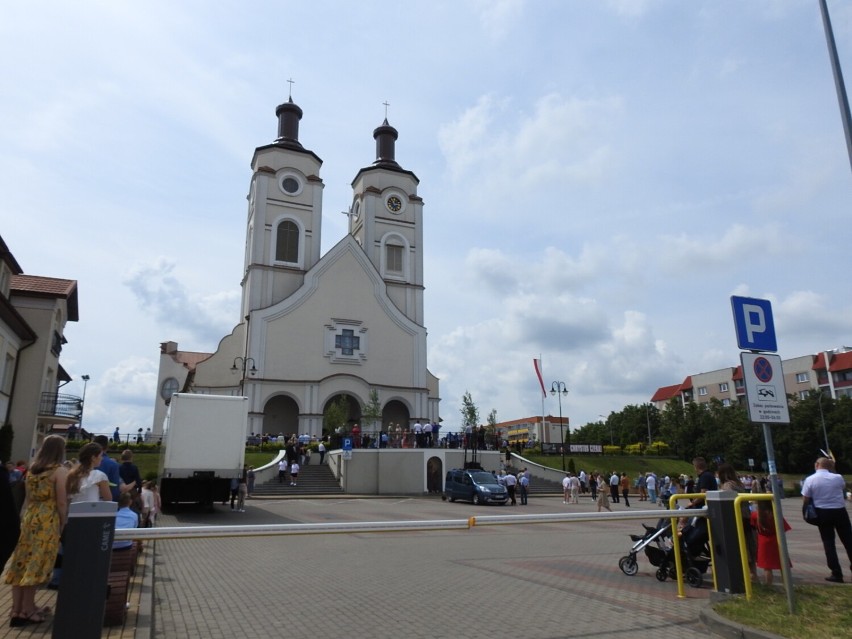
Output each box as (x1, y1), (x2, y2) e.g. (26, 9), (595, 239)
(287, 78), (295, 99)
(383, 101), (390, 119)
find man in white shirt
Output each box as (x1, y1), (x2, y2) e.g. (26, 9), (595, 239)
(802, 457), (852, 583)
(562, 474), (571, 504)
(646, 473), (657, 505)
(569, 474), (580, 504)
(610, 472), (620, 503)
(423, 421), (433, 447)
(413, 421), (423, 448)
(504, 471), (517, 505)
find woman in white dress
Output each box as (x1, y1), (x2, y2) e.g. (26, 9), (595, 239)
(66, 443), (111, 503)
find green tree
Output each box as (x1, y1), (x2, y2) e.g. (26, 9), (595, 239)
(486, 409), (498, 448)
(323, 396), (350, 435)
(460, 391), (479, 431)
(362, 389), (382, 434)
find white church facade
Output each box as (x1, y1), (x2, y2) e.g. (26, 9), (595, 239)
(152, 96), (440, 438)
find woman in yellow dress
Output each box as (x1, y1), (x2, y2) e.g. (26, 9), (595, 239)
(3, 435), (68, 627)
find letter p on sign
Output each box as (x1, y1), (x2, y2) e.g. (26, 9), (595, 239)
(731, 296), (777, 353)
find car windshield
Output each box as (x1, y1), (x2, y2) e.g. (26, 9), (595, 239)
(470, 472), (498, 485)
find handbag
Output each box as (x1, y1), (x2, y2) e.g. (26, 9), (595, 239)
(803, 502), (820, 526)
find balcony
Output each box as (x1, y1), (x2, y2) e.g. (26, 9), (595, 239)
(39, 392), (83, 424)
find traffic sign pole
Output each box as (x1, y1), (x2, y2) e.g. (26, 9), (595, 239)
(731, 296), (793, 612)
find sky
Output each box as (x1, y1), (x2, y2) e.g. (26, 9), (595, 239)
(2, 0), (851, 437)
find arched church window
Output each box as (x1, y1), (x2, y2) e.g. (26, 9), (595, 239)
(275, 220), (300, 263)
(386, 244), (403, 273)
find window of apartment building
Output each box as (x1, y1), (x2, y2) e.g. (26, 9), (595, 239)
(719, 382), (729, 392)
(798, 390), (809, 400)
(734, 379), (744, 389)
(796, 372), (809, 383)
(698, 387), (707, 396)
(51, 331), (63, 357)
(833, 371), (852, 383)
(722, 398), (731, 406)
(1, 353), (14, 395)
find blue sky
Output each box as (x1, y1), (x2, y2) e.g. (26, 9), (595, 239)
(2, 0), (851, 437)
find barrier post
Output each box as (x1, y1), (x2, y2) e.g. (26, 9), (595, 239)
(52, 501), (117, 639)
(705, 490), (746, 594)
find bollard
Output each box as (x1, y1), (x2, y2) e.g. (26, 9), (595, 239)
(52, 501), (117, 639)
(705, 490), (746, 594)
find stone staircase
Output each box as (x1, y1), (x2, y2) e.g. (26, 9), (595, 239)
(251, 463), (344, 497)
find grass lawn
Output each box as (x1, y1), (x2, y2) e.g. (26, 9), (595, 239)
(713, 584), (852, 638)
(114, 451), (278, 481)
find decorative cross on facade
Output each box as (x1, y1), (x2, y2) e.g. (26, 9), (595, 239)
(335, 329), (360, 356)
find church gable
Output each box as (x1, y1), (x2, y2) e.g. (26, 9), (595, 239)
(251, 237), (426, 387)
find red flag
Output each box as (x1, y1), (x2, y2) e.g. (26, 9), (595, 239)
(533, 358), (547, 398)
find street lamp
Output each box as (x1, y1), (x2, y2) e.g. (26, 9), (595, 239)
(231, 357), (257, 394)
(817, 390), (831, 456)
(79, 374), (90, 434)
(551, 381), (568, 471)
(645, 404), (652, 447)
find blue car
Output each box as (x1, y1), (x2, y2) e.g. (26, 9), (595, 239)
(443, 469), (508, 505)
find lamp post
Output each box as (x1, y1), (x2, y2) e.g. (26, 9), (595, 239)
(79, 374), (90, 436)
(551, 381), (568, 471)
(645, 404), (652, 447)
(231, 357), (257, 394)
(817, 390), (831, 456)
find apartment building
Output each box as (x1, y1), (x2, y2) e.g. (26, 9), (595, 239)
(0, 235), (80, 462)
(651, 347), (852, 410)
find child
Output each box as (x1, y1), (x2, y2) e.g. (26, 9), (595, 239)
(750, 501), (791, 585)
(289, 461), (300, 486)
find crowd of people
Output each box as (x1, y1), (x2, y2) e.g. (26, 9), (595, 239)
(1, 435), (159, 627)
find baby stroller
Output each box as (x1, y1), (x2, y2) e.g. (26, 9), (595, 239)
(619, 516), (711, 588)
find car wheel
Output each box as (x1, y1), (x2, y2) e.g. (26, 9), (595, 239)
(619, 556), (639, 576)
(472, 494), (481, 506)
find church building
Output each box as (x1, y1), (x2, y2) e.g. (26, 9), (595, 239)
(152, 96), (440, 438)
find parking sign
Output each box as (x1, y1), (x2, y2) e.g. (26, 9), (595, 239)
(731, 296), (777, 352)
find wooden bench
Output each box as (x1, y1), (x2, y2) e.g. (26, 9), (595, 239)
(103, 544), (139, 626)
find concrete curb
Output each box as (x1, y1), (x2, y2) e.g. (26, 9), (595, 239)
(700, 605), (789, 639)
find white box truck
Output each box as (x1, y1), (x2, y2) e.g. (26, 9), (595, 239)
(159, 393), (248, 510)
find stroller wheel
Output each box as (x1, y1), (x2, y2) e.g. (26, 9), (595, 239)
(655, 567), (668, 582)
(686, 567), (704, 588)
(619, 556), (638, 576)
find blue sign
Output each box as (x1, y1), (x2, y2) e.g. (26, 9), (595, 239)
(342, 437), (353, 451)
(731, 296), (777, 352)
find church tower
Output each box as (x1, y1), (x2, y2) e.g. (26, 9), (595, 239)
(349, 119), (425, 325)
(241, 97), (324, 318)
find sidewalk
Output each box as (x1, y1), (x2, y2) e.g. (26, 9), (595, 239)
(2, 496), (847, 638)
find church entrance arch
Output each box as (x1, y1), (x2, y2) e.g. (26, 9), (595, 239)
(323, 393), (362, 437)
(382, 400), (410, 447)
(262, 395), (299, 437)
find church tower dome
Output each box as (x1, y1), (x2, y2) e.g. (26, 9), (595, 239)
(373, 119), (400, 169)
(275, 97), (304, 149)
